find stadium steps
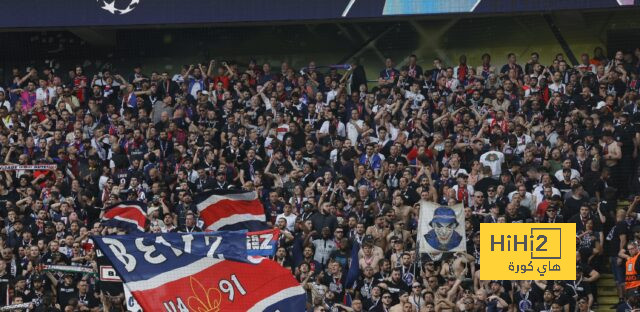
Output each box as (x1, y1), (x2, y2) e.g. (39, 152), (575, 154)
(594, 200), (630, 312)
(596, 266), (618, 311)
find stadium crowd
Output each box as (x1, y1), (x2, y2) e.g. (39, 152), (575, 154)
(0, 48), (640, 312)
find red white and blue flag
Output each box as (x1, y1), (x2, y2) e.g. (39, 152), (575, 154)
(93, 231), (305, 312)
(195, 190), (268, 231)
(101, 201), (147, 232)
(246, 228), (279, 258)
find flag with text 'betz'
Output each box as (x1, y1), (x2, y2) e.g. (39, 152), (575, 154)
(101, 201), (147, 232)
(195, 190), (268, 231)
(92, 231), (306, 312)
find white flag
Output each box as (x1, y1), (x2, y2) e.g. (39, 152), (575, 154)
(417, 201), (466, 253)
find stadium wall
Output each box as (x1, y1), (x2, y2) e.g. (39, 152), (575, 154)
(1, 10), (639, 84)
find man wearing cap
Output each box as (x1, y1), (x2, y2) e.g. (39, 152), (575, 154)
(541, 203), (564, 223)
(212, 169), (232, 190)
(6, 216), (25, 249)
(29, 274), (47, 307)
(46, 270), (78, 309)
(12, 276), (32, 304)
(425, 207), (463, 251)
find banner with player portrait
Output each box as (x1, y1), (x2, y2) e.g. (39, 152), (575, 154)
(417, 202), (466, 253)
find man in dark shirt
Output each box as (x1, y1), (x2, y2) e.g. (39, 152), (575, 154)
(379, 268), (410, 301)
(569, 204), (600, 233)
(310, 202), (339, 234)
(47, 272), (77, 309)
(0, 259), (11, 306)
(564, 185), (588, 221)
(378, 58), (400, 88)
(41, 240), (69, 265)
(551, 281), (572, 312)
(606, 209), (630, 306)
(568, 266), (594, 311)
(513, 280), (542, 312)
(76, 279), (99, 310)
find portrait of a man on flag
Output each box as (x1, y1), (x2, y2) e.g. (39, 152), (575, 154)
(417, 202), (466, 253)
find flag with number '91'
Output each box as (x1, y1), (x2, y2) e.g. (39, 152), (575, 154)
(92, 231), (305, 312)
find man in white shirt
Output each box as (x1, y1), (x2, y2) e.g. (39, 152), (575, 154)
(0, 91), (11, 111)
(273, 114), (289, 141)
(576, 53), (596, 74)
(451, 173), (474, 207)
(508, 184), (536, 214)
(553, 159), (581, 181)
(480, 148), (505, 179)
(548, 71), (566, 94)
(326, 80), (340, 104)
(448, 156), (468, 178)
(318, 110), (346, 138)
(35, 78), (55, 105)
(402, 82), (425, 109)
(276, 204), (297, 232)
(513, 124), (532, 155)
(346, 109), (364, 144)
(532, 174), (561, 204)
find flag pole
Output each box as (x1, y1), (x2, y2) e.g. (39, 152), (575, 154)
(414, 201), (422, 280)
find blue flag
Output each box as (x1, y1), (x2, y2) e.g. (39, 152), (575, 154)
(93, 231), (306, 312)
(344, 241), (360, 290)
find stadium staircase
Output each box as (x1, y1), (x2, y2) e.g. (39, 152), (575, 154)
(595, 200), (629, 312)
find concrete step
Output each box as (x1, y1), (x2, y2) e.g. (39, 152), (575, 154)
(597, 296), (621, 305)
(598, 279), (617, 287)
(596, 263), (620, 311)
(596, 287), (618, 297)
(596, 306), (619, 312)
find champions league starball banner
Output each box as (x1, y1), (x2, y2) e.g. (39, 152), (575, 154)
(417, 202), (466, 253)
(93, 231), (305, 312)
(0, 0), (634, 28)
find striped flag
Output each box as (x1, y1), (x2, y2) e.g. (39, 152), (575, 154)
(101, 201), (147, 232)
(195, 190), (268, 231)
(93, 232), (306, 312)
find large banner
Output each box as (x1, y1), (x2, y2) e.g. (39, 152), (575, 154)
(417, 202), (466, 253)
(97, 229), (279, 310)
(93, 231), (304, 312)
(0, 0), (633, 28)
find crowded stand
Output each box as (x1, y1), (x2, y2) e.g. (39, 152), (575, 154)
(1, 48), (640, 312)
